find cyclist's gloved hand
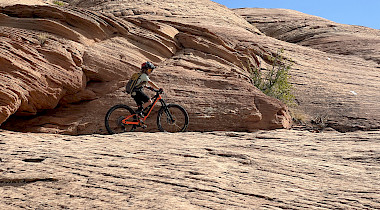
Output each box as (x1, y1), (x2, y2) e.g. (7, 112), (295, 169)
(158, 88), (163, 93)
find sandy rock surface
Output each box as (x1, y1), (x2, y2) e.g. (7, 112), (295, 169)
(0, 0), (47, 7)
(1, 129), (379, 209)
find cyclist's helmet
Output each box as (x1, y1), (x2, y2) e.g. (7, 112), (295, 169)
(141, 61), (156, 71)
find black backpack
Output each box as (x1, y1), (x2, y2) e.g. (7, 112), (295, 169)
(125, 72), (142, 94)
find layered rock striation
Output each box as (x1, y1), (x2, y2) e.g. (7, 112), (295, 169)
(235, 8), (380, 64)
(0, 1), (291, 134)
(1, 1), (379, 134)
(235, 8), (380, 131)
(1, 130), (380, 208)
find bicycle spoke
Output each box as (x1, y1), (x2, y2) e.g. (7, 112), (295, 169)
(172, 122), (182, 130)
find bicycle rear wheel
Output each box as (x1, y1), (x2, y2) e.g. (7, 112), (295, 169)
(105, 104), (137, 134)
(157, 104), (189, 132)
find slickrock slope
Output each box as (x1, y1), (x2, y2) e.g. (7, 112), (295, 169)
(235, 8), (380, 65)
(235, 8), (380, 131)
(0, 1), (379, 134)
(0, 1), (290, 134)
(234, 8), (380, 64)
(1, 130), (380, 209)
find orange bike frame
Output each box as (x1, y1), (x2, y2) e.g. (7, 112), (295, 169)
(122, 95), (162, 125)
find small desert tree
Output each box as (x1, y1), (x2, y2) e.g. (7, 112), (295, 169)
(250, 48), (295, 105)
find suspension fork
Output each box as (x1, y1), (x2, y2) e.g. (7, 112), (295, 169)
(160, 99), (174, 122)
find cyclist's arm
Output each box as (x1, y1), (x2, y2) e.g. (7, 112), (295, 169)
(148, 81), (160, 90)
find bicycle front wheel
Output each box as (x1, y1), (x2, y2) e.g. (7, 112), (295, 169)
(157, 104), (189, 132)
(105, 104), (137, 134)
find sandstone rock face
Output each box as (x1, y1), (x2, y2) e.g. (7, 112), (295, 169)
(0, 1), (290, 134)
(235, 8), (380, 132)
(1, 1), (379, 134)
(236, 8), (380, 64)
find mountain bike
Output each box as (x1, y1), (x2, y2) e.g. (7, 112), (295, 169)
(105, 88), (189, 134)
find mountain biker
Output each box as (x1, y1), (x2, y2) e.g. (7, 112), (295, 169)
(131, 61), (162, 116)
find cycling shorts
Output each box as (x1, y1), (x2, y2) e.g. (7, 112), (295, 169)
(132, 89), (150, 106)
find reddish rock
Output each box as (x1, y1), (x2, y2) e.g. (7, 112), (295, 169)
(235, 8), (380, 131)
(235, 8), (380, 64)
(2, 2), (379, 134)
(0, 2), (291, 134)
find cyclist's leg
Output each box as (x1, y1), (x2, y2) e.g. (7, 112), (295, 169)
(132, 91), (143, 109)
(133, 90), (151, 112)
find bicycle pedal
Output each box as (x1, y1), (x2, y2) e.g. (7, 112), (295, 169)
(142, 125), (147, 129)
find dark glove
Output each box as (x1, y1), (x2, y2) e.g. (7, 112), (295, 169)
(158, 88), (164, 93)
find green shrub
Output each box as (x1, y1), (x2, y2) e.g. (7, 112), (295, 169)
(250, 48), (295, 105)
(53, 0), (65, 6)
(37, 33), (49, 46)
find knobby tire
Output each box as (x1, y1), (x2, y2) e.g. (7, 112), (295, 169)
(157, 104), (189, 132)
(105, 104), (137, 134)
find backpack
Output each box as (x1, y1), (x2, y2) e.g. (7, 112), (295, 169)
(125, 72), (142, 94)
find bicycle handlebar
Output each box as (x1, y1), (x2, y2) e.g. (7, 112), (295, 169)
(146, 86), (163, 94)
